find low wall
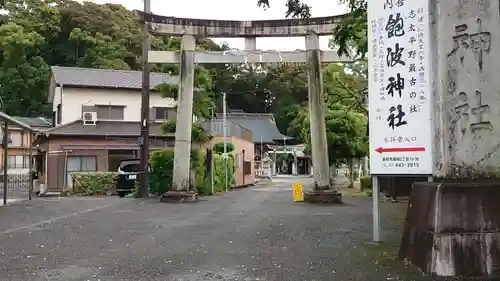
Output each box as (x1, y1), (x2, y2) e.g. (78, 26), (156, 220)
(399, 181), (500, 276)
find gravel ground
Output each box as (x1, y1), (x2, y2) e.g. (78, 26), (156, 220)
(0, 177), (454, 281)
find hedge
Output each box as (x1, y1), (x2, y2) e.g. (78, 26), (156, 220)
(72, 172), (117, 196)
(149, 149), (175, 196)
(148, 148), (236, 196)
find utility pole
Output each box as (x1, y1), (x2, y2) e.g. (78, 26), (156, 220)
(260, 135), (263, 176)
(222, 92), (228, 193)
(139, 0), (151, 198)
(2, 121), (8, 206)
(209, 108), (214, 195)
(283, 136), (286, 175)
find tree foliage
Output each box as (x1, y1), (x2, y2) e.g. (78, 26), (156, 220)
(288, 102), (368, 165)
(0, 21), (50, 116)
(161, 120), (210, 145)
(1, 0), (370, 165)
(213, 142), (235, 154)
(155, 66), (215, 120)
(0, 0), (224, 117)
(226, 61), (368, 162)
(255, 0), (369, 165)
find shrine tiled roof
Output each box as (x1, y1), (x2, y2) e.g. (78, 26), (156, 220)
(215, 111), (292, 143)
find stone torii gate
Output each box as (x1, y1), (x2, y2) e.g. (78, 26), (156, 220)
(136, 11), (350, 202)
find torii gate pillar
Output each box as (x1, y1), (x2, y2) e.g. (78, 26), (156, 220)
(171, 34), (196, 193)
(305, 34), (330, 190)
(137, 11), (347, 203)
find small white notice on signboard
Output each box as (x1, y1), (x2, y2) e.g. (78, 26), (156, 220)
(368, 0), (433, 175)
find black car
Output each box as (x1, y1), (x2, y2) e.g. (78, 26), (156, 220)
(116, 159), (141, 197)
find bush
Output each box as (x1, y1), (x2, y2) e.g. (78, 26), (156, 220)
(360, 176), (372, 191)
(191, 149), (210, 196)
(213, 142), (234, 154)
(149, 149), (175, 196)
(211, 153), (236, 193)
(148, 148), (237, 197)
(72, 172), (117, 196)
(149, 148), (207, 196)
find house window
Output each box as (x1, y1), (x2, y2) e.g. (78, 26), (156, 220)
(96, 105), (124, 120)
(67, 156), (97, 172)
(9, 131), (21, 147)
(235, 153), (242, 168)
(66, 156), (97, 190)
(154, 107), (169, 120)
(7, 155), (26, 169)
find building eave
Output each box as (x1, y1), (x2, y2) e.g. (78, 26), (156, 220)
(54, 83), (163, 92)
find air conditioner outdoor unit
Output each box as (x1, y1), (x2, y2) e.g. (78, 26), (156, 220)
(82, 112), (97, 125)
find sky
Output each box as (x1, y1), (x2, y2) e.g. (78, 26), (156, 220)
(81, 0), (347, 50)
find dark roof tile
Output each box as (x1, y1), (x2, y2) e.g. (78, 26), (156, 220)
(215, 112), (292, 143)
(51, 66), (178, 90)
(12, 116), (52, 128)
(0, 112), (34, 131)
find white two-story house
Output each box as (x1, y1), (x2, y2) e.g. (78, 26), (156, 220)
(48, 66), (178, 125)
(36, 66), (179, 193)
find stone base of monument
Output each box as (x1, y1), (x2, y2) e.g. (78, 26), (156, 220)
(160, 191), (198, 203)
(304, 189), (343, 204)
(399, 181), (500, 277)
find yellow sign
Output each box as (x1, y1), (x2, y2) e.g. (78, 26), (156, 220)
(292, 183), (304, 202)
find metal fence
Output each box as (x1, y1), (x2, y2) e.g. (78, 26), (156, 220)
(0, 170), (34, 203)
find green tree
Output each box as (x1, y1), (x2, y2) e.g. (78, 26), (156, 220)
(324, 62), (367, 116)
(223, 61), (368, 144)
(161, 120), (210, 145)
(155, 65), (215, 120)
(213, 142), (234, 154)
(68, 28), (131, 70)
(264, 63), (308, 135)
(0, 22), (51, 116)
(0, 0), (227, 118)
(219, 62), (309, 141)
(290, 102), (368, 188)
(156, 62), (215, 145)
(53, 0), (145, 69)
(291, 103), (367, 164)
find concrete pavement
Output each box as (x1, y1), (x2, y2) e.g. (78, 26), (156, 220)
(0, 178), (441, 281)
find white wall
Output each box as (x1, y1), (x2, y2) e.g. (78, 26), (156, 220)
(56, 87), (176, 124)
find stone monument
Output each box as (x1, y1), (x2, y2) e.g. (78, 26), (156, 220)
(399, 0), (500, 276)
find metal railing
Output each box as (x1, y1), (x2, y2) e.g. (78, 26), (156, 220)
(0, 171), (34, 200)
